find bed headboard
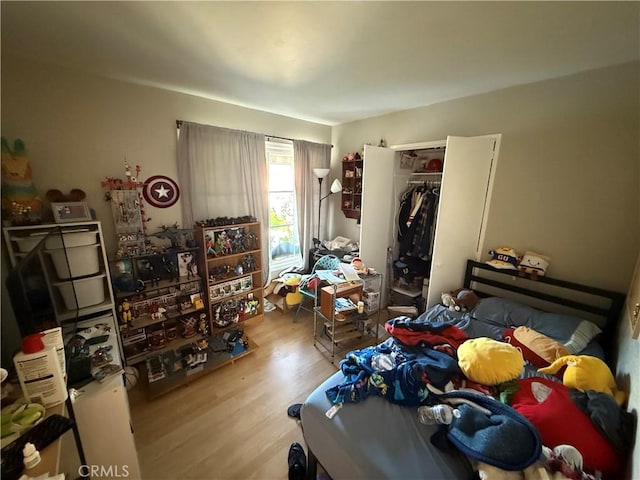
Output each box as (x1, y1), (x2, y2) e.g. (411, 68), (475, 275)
(463, 259), (625, 354)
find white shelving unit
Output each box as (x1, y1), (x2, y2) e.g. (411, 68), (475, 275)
(2, 221), (140, 476)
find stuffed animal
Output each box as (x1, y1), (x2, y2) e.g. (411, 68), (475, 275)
(487, 247), (521, 270)
(538, 355), (625, 405)
(1, 138), (42, 225)
(518, 252), (550, 280)
(441, 288), (480, 312)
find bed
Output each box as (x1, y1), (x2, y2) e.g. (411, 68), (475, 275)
(300, 259), (627, 479)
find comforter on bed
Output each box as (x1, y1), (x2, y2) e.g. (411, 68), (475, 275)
(325, 336), (462, 406)
(322, 298), (632, 478)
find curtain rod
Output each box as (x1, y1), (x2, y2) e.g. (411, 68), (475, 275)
(176, 120), (332, 147)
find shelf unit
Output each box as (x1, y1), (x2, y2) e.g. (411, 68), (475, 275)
(313, 273), (383, 364)
(2, 222), (122, 355)
(195, 222), (264, 331)
(341, 157), (363, 219)
(111, 245), (232, 397)
(2, 221), (140, 474)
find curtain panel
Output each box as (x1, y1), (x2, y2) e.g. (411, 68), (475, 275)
(176, 122), (269, 283)
(293, 140), (331, 270)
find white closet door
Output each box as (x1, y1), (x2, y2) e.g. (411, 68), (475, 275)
(359, 145), (396, 303)
(426, 135), (500, 308)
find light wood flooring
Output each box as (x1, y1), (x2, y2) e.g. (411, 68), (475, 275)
(127, 308), (340, 480)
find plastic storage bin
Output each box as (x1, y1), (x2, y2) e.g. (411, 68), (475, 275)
(46, 244), (100, 279)
(44, 229), (97, 249)
(12, 233), (47, 253)
(53, 274), (106, 310)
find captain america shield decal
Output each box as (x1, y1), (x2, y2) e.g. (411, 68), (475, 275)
(143, 175), (180, 208)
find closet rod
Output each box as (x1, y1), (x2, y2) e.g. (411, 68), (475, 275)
(407, 179), (442, 185)
(175, 120), (333, 147)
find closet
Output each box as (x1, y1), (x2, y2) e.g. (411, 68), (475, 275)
(358, 135), (501, 309)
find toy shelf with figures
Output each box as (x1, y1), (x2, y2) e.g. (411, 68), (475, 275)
(140, 330), (258, 399)
(194, 221), (264, 331)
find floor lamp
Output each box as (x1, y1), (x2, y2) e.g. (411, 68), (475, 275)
(313, 168), (342, 243)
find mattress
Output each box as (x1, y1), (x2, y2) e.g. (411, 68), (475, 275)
(301, 371), (474, 479)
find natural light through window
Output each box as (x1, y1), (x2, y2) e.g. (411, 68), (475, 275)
(266, 139), (302, 278)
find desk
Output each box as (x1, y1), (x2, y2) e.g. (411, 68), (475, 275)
(1, 402), (81, 480)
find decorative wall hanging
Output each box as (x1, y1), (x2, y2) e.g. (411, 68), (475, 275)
(143, 175), (180, 208)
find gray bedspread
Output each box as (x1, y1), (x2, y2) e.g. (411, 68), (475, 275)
(301, 371), (474, 480)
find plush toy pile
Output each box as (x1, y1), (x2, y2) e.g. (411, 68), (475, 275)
(486, 247), (551, 279)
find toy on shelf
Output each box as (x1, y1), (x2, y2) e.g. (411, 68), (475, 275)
(486, 247), (521, 270)
(1, 138), (42, 226)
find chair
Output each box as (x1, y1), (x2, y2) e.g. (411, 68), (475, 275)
(284, 275), (303, 309)
(294, 254), (342, 321)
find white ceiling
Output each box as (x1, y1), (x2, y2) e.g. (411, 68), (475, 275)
(2, 1), (639, 126)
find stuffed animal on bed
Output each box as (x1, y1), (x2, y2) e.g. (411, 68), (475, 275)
(518, 252), (550, 279)
(441, 288), (480, 312)
(537, 355), (625, 405)
(486, 247), (521, 270)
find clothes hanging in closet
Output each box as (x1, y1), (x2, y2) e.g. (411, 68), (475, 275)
(397, 183), (439, 260)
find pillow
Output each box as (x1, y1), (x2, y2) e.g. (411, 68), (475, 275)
(511, 377), (621, 477)
(457, 337), (524, 385)
(502, 326), (570, 368)
(472, 297), (602, 347)
(564, 320), (602, 354)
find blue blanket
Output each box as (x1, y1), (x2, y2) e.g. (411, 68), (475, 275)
(325, 337), (461, 406)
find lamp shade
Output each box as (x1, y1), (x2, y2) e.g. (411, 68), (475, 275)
(313, 168), (330, 179)
(330, 179), (342, 193)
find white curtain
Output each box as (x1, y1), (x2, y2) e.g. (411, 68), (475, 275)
(177, 122), (269, 283)
(293, 140), (331, 270)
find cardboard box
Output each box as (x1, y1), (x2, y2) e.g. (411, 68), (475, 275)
(320, 282), (363, 319)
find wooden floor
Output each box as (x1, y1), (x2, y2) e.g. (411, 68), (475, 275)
(128, 308), (339, 480)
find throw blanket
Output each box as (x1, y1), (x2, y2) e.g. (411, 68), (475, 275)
(385, 315), (468, 354)
(325, 337), (461, 406)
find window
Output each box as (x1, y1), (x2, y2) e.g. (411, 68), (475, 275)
(266, 139), (302, 278)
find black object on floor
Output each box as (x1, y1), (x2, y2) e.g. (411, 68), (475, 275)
(287, 403), (302, 419)
(288, 442), (307, 480)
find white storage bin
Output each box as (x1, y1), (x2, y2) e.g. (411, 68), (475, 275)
(54, 274), (106, 310)
(46, 244), (101, 279)
(12, 233), (47, 253)
(45, 229), (97, 249)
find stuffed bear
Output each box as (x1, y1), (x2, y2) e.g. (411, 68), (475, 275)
(441, 288), (480, 312)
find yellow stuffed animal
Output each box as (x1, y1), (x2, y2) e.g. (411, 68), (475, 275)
(538, 355), (625, 405)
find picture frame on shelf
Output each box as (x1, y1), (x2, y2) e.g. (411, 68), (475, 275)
(51, 202), (92, 223)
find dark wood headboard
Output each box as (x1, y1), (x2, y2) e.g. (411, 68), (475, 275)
(463, 259), (625, 355)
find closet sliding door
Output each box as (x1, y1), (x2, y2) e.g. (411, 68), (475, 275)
(426, 135), (500, 308)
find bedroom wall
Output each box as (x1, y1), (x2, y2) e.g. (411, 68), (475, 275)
(0, 55), (331, 367)
(616, 272), (640, 479)
(329, 62), (640, 478)
(329, 62), (639, 294)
